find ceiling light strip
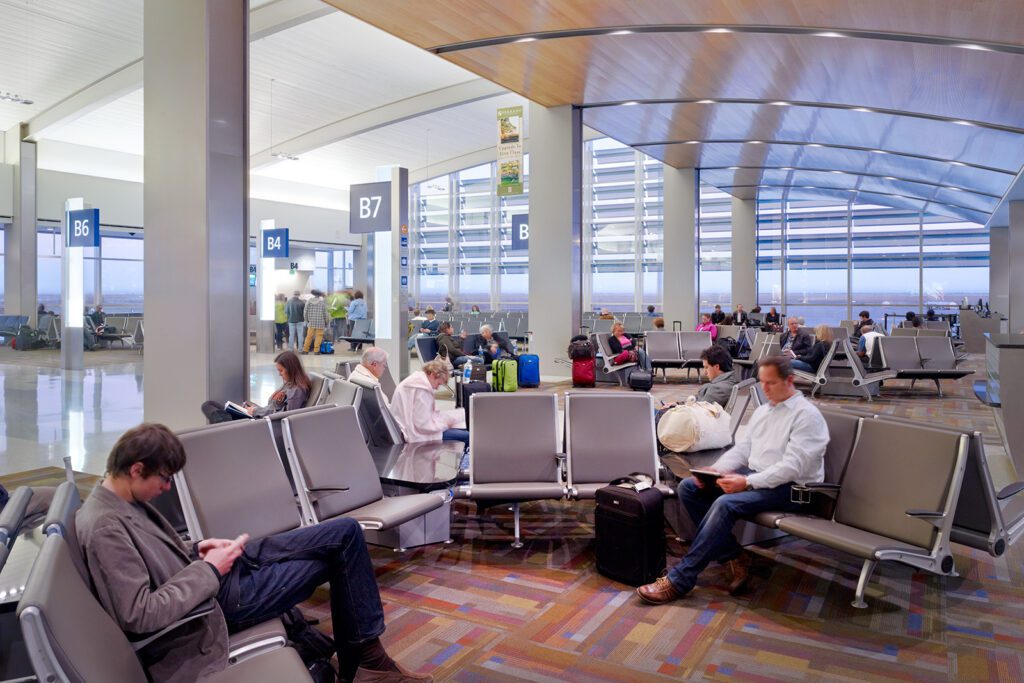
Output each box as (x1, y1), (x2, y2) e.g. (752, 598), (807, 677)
(629, 138), (1015, 176)
(429, 24), (1024, 58)
(712, 182), (991, 216)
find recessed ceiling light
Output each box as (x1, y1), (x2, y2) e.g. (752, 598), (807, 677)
(622, 100), (640, 106)
(871, 149), (888, 154)
(727, 166), (741, 170)
(705, 28), (733, 34)
(0, 91), (33, 105)
(684, 140), (700, 144)
(697, 99), (716, 104)
(748, 140), (763, 144)
(271, 152), (299, 161)
(608, 29), (634, 35)
(952, 120), (975, 126)
(948, 186), (963, 192)
(803, 186), (817, 189)
(780, 167), (794, 171)
(815, 31), (847, 38)
(950, 161), (967, 166)
(883, 176), (898, 180)
(515, 37), (537, 43)
(956, 43), (991, 51)
(830, 170), (845, 174)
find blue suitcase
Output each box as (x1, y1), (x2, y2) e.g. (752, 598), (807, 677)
(518, 353), (540, 387)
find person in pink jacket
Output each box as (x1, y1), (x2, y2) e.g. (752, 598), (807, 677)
(696, 313), (718, 341)
(389, 360), (469, 450)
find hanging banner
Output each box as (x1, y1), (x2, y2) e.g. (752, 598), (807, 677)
(497, 105), (524, 196)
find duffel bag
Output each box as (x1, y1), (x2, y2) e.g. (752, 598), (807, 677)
(656, 398), (732, 453)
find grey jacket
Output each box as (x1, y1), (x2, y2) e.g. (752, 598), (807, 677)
(285, 296), (305, 323)
(696, 370), (738, 408)
(252, 382), (310, 417)
(77, 485), (228, 683)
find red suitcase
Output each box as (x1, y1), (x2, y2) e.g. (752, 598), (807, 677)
(572, 357), (596, 388)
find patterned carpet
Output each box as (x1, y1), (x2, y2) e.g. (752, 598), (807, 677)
(5, 356), (1022, 681)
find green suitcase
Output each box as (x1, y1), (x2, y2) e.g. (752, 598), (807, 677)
(491, 358), (519, 392)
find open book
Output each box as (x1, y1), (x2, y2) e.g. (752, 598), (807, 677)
(224, 401), (254, 419)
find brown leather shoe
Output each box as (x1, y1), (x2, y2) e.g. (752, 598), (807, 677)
(353, 664), (433, 682)
(636, 576), (686, 605)
(726, 551), (752, 595)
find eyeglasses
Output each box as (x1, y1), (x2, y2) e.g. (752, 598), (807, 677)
(155, 473), (173, 485)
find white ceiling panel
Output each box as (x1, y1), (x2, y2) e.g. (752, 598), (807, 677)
(0, 0), (142, 131)
(40, 88), (144, 155)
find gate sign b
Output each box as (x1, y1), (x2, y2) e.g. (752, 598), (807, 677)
(67, 208), (100, 247)
(262, 228), (289, 258)
(511, 214), (529, 251)
(349, 181), (392, 233)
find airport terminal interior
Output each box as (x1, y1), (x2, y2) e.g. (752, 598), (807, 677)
(2, 1), (1024, 681)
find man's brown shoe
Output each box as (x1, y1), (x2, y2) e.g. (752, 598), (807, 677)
(636, 576), (686, 604)
(726, 551), (752, 595)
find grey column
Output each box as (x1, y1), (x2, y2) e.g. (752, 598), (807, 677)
(662, 166), (697, 329)
(528, 104), (582, 377)
(731, 196), (757, 310)
(990, 225), (1009, 317)
(5, 136), (37, 326)
(1009, 201), (1024, 333)
(144, 0), (248, 429)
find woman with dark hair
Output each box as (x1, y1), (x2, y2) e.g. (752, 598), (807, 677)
(201, 351), (311, 423)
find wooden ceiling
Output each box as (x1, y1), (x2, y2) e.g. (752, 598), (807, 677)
(327, 0), (1024, 222)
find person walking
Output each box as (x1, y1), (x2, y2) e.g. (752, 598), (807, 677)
(285, 291), (306, 351)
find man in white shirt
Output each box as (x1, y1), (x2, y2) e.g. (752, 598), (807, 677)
(350, 348), (388, 395)
(857, 325), (883, 359)
(638, 356), (829, 604)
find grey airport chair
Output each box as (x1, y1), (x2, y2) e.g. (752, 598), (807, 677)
(891, 327), (918, 337)
(878, 336), (972, 396)
(321, 372), (363, 408)
(133, 320), (144, 353)
(716, 325), (742, 341)
(591, 318), (614, 335)
(678, 331), (712, 379)
(0, 486), (34, 552)
(17, 535), (308, 683)
(461, 393), (567, 547)
(302, 372), (329, 407)
(281, 406), (444, 542)
(777, 419), (968, 608)
(593, 332), (637, 385)
(336, 360), (397, 402)
(843, 339), (897, 401)
(791, 339), (840, 397)
(565, 392), (672, 499)
(644, 331), (684, 382)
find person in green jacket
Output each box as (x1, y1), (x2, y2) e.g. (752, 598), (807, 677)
(327, 289), (350, 341)
(274, 293), (288, 350)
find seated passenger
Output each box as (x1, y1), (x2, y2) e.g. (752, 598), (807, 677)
(747, 306), (763, 327)
(695, 345), (738, 406)
(709, 305), (726, 325)
(855, 309), (873, 335)
(608, 321), (652, 371)
(653, 317), (665, 330)
(469, 304), (482, 315)
(777, 318), (812, 357)
(637, 357), (828, 603)
(76, 424), (429, 683)
(407, 307), (440, 349)
(435, 322), (479, 367)
(764, 307), (781, 325)
(598, 308), (615, 320)
(695, 313), (718, 341)
(732, 304), (748, 326)
(389, 360), (469, 450)
(856, 324), (883, 359)
(350, 347), (389, 395)
(468, 324), (515, 363)
(200, 350), (310, 423)
(646, 304), (659, 317)
(925, 308), (939, 321)
(911, 316), (923, 328)
(790, 324), (834, 373)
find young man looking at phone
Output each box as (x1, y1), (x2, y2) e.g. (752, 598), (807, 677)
(637, 357), (829, 603)
(77, 423), (429, 683)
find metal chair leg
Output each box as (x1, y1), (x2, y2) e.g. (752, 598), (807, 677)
(852, 558), (876, 609)
(511, 502), (524, 549)
(934, 379), (942, 397)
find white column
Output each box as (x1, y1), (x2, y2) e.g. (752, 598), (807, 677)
(662, 166), (697, 329)
(1009, 202), (1024, 333)
(990, 225), (1009, 317)
(370, 167), (409, 380)
(731, 197), (757, 310)
(144, 0), (248, 428)
(528, 103), (582, 377)
(5, 134), (37, 325)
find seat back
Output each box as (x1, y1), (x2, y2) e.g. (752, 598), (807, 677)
(879, 336), (923, 371)
(133, 320), (144, 344)
(470, 394), (560, 485)
(749, 380), (767, 407)
(351, 380), (394, 446)
(679, 331), (712, 360)
(835, 419), (966, 549)
(916, 328), (948, 338)
(42, 481), (89, 582)
(843, 339), (871, 381)
(177, 419), (299, 541)
(302, 372), (327, 408)
(0, 486), (33, 548)
(818, 409), (862, 484)
(415, 336), (439, 363)
(349, 319), (372, 340)
(594, 333), (633, 372)
(717, 325), (742, 342)
(19, 535), (148, 683)
(924, 321), (950, 332)
(375, 385), (405, 444)
(915, 336), (957, 370)
(282, 406), (383, 521)
(591, 318), (614, 335)
(623, 313), (643, 334)
(725, 377), (756, 438)
(891, 327), (918, 337)
(565, 392), (660, 487)
(829, 326), (850, 341)
(334, 360), (354, 378)
(644, 331), (681, 361)
(323, 376), (363, 408)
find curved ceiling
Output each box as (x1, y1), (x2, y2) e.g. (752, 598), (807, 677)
(328, 0), (1024, 223)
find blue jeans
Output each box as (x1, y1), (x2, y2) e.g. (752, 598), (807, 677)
(666, 468), (805, 594)
(791, 359), (813, 372)
(218, 517), (385, 646)
(442, 428), (469, 449)
(288, 322), (305, 350)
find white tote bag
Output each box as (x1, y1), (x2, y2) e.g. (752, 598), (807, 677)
(657, 397), (732, 453)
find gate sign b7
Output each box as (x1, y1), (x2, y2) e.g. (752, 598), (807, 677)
(262, 228), (289, 258)
(67, 208), (100, 247)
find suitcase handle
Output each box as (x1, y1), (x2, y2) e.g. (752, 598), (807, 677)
(609, 472), (654, 487)
(672, 321), (682, 331)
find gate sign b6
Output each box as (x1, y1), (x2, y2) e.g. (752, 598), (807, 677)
(67, 208), (100, 247)
(262, 228), (289, 258)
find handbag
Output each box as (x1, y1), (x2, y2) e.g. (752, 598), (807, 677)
(613, 350), (639, 365)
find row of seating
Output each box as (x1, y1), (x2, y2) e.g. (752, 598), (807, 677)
(0, 314), (28, 336)
(643, 331), (713, 381)
(891, 326), (952, 338)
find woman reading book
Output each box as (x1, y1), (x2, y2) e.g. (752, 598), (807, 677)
(201, 350), (312, 423)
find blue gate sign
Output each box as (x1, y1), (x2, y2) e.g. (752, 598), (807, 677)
(262, 228), (289, 257)
(511, 214), (529, 251)
(67, 208), (100, 247)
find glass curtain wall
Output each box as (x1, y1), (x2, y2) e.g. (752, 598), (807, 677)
(697, 184), (732, 314)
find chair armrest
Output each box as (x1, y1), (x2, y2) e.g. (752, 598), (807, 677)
(130, 599), (216, 651)
(905, 509), (947, 528)
(790, 482), (840, 505)
(997, 481), (1024, 501)
(0, 486), (34, 545)
(799, 483), (841, 491)
(306, 486), (351, 493)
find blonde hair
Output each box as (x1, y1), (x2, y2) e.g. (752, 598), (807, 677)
(422, 359), (450, 379)
(813, 324), (833, 344)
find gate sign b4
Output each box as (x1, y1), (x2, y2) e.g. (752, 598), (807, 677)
(67, 208), (100, 248)
(262, 228), (289, 258)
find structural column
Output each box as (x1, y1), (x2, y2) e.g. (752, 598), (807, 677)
(990, 225), (1009, 317)
(528, 103), (582, 377)
(731, 197), (757, 309)
(4, 132), (37, 326)
(662, 166), (697, 329)
(1009, 202), (1024, 333)
(144, 0), (248, 428)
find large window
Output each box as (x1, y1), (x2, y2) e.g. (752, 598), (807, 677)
(100, 233), (144, 312)
(697, 184), (732, 312)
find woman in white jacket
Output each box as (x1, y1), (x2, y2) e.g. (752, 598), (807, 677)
(389, 360), (468, 449)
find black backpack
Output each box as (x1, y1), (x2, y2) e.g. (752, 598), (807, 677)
(568, 335), (595, 359)
(280, 607), (338, 683)
(716, 336), (739, 358)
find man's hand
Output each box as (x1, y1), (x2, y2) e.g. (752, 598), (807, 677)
(203, 533), (249, 576)
(717, 474), (749, 494)
(196, 538), (234, 559)
(689, 468), (718, 489)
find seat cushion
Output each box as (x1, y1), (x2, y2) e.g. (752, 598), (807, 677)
(465, 482), (566, 501)
(751, 511), (789, 528)
(777, 516), (926, 559)
(227, 618), (286, 663)
(344, 493), (444, 529)
(208, 646), (308, 683)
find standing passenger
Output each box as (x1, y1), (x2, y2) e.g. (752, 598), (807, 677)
(285, 291), (306, 351)
(303, 289), (329, 355)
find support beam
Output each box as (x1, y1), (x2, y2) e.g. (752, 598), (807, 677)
(990, 225), (1009, 317)
(144, 0), (248, 429)
(1009, 202), (1024, 333)
(5, 133), (38, 325)
(662, 167), (697, 329)
(731, 197), (757, 310)
(528, 103), (582, 377)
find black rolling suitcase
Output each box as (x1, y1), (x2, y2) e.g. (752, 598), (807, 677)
(457, 380), (491, 426)
(594, 475), (666, 586)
